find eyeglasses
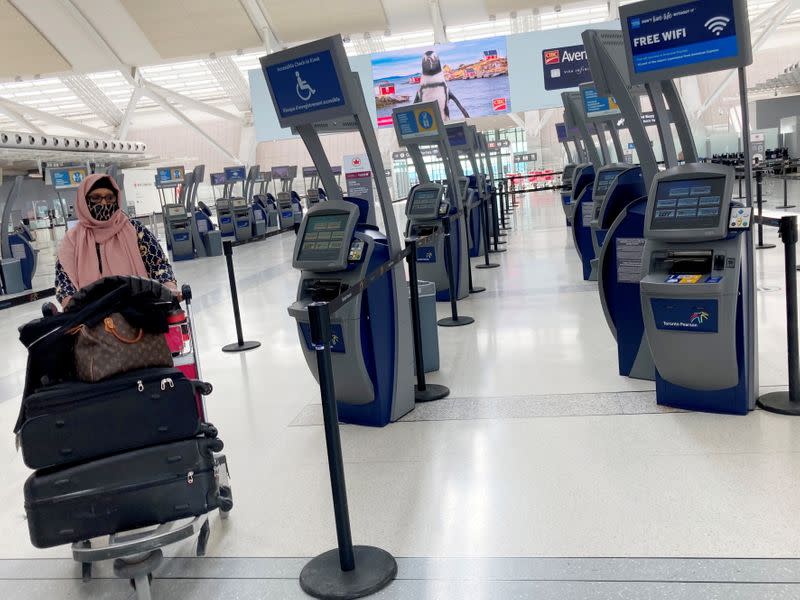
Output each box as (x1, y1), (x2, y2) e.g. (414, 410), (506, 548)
(87, 193), (117, 205)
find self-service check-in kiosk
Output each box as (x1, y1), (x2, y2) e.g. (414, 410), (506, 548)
(392, 103), (471, 301)
(213, 172), (236, 238)
(244, 166), (267, 237)
(223, 165), (252, 242)
(164, 204), (194, 260)
(261, 34), (413, 427)
(1, 176), (39, 293)
(273, 165), (303, 228)
(446, 122), (487, 258)
(405, 185), (456, 297)
(640, 165), (753, 414)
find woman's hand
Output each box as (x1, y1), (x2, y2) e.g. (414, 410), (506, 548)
(165, 280), (183, 302)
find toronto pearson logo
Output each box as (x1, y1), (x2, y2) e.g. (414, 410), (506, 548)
(690, 310), (709, 325)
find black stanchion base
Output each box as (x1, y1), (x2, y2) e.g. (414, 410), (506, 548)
(299, 545), (397, 600)
(415, 383), (450, 402)
(756, 243), (777, 250)
(489, 248), (508, 254)
(476, 263), (500, 269)
(222, 341), (261, 353)
(470, 286), (487, 293)
(757, 391), (800, 415)
(499, 227), (512, 231)
(776, 205), (797, 209)
(438, 315), (475, 327)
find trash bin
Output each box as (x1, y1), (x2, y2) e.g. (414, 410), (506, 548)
(409, 280), (440, 373)
(0, 258), (25, 294)
(203, 230), (223, 257)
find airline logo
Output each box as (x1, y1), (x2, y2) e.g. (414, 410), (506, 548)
(544, 49), (560, 65)
(493, 98), (508, 111)
(352, 157), (361, 166)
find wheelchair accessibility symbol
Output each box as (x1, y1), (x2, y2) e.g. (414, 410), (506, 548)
(418, 111), (433, 130)
(295, 71), (315, 101)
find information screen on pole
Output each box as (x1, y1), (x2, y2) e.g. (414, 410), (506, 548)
(331, 166), (342, 175)
(556, 122), (568, 142)
(210, 173), (227, 186)
(620, 0), (752, 84)
(157, 166), (185, 187)
(303, 166), (318, 177)
(392, 101), (443, 144)
(446, 124), (469, 149)
(224, 166), (246, 182)
(260, 36), (353, 128)
(580, 84), (622, 122)
(272, 166), (292, 179)
(50, 166), (88, 189)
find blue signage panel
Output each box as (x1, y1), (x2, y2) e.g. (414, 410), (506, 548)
(542, 44), (592, 91)
(416, 246), (436, 263)
(651, 298), (719, 332)
(224, 166), (246, 182)
(264, 50), (345, 119)
(581, 86), (621, 119)
(210, 173), (227, 186)
(447, 127), (468, 148)
(157, 168), (173, 183)
(626, 0), (739, 74)
(555, 122), (568, 142)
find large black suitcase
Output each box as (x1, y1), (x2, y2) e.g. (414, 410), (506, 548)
(24, 437), (222, 548)
(15, 368), (207, 470)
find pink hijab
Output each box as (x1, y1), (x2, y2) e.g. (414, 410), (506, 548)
(57, 174), (147, 291)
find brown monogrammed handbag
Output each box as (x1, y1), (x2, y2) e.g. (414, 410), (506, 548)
(72, 313), (173, 382)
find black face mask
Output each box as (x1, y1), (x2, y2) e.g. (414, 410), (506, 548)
(89, 202), (118, 221)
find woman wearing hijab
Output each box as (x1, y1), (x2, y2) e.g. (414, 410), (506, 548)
(55, 174), (177, 307)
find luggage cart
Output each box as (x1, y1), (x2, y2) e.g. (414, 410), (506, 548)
(70, 284), (233, 600)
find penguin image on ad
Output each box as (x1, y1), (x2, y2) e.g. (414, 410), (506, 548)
(414, 50), (470, 120)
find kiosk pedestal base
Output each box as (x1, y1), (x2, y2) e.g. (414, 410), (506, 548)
(438, 316), (475, 327)
(757, 391), (800, 415)
(222, 341), (261, 352)
(299, 545), (397, 600)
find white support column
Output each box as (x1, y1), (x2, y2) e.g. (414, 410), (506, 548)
(429, 0), (448, 44)
(0, 97), (112, 138)
(239, 124), (257, 167)
(117, 88), (142, 140)
(0, 103), (45, 134)
(141, 87), (240, 163)
(143, 82), (242, 122)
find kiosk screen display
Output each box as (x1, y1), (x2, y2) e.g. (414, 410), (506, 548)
(409, 189), (440, 217)
(210, 173), (226, 186)
(555, 123), (568, 142)
(272, 166), (291, 178)
(302, 166), (317, 177)
(447, 127), (468, 148)
(595, 169), (624, 197)
(224, 166), (246, 182)
(168, 206), (185, 217)
(298, 213), (350, 262)
(332, 166), (342, 175)
(157, 166), (185, 185)
(651, 177), (726, 230)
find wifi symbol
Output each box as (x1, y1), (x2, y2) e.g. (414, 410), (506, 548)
(705, 16), (731, 36)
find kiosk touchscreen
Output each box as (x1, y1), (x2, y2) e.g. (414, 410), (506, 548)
(164, 203), (193, 261)
(640, 164), (751, 414)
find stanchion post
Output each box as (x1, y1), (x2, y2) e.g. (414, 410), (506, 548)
(757, 215), (800, 415)
(406, 240), (450, 402)
(777, 170), (795, 209)
(476, 192), (500, 270)
(438, 217), (474, 327)
(299, 302), (398, 598)
(756, 170), (776, 250)
(221, 240), (261, 352)
(499, 182), (509, 231)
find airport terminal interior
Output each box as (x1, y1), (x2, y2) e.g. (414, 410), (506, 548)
(3, 0), (800, 598)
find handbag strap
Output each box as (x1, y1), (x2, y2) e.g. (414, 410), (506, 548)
(103, 316), (144, 344)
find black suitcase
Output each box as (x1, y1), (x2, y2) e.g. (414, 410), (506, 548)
(24, 437), (222, 548)
(15, 368), (207, 470)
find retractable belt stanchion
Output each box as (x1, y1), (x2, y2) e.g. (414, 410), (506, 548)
(498, 182), (510, 233)
(406, 239), (450, 402)
(777, 168), (796, 209)
(476, 191), (500, 270)
(755, 170), (776, 250)
(299, 302), (398, 598)
(221, 240), (261, 352)
(489, 184), (507, 254)
(757, 215), (800, 415)
(438, 216), (474, 327)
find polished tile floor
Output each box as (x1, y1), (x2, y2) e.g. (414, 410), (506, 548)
(1, 190), (799, 598)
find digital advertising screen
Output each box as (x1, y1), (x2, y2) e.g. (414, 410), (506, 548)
(651, 177), (726, 230)
(542, 43), (592, 91)
(581, 86), (621, 120)
(298, 213), (350, 262)
(621, 0), (751, 82)
(157, 166), (185, 185)
(374, 36), (510, 127)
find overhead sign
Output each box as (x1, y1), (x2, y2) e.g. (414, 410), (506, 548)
(581, 85), (622, 120)
(620, 0), (752, 83)
(555, 122), (568, 142)
(394, 105), (439, 140)
(263, 50), (345, 119)
(50, 167), (88, 190)
(514, 153), (537, 163)
(542, 44), (592, 91)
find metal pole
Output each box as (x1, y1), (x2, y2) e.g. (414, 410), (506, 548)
(757, 215), (800, 414)
(438, 217), (474, 327)
(221, 240), (261, 352)
(476, 191), (500, 270)
(308, 302), (355, 570)
(406, 240), (450, 402)
(756, 170), (775, 250)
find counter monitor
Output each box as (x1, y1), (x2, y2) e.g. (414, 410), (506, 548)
(650, 177), (726, 230)
(298, 213), (350, 262)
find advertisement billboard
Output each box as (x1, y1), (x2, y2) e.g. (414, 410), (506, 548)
(542, 43), (592, 91)
(373, 36), (510, 127)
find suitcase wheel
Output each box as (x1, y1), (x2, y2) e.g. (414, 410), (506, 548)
(219, 485), (233, 516)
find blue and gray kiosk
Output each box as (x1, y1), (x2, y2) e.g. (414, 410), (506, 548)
(446, 122), (486, 258)
(594, 0), (757, 412)
(392, 102), (471, 302)
(261, 34), (409, 598)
